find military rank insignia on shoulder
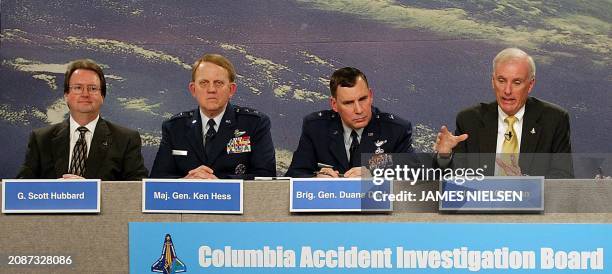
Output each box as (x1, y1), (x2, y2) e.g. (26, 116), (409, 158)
(376, 112), (409, 128)
(235, 106), (261, 116)
(168, 110), (194, 121)
(375, 112), (401, 122)
(307, 110), (337, 121)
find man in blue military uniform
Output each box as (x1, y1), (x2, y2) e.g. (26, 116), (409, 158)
(150, 54), (276, 179)
(286, 67), (414, 178)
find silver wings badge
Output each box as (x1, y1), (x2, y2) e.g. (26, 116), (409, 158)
(374, 140), (387, 154)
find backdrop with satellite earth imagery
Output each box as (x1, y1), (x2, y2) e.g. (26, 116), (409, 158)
(1, 0), (610, 177)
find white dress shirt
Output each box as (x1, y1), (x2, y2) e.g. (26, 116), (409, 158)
(68, 115), (99, 169)
(496, 105), (525, 153)
(494, 105), (525, 175)
(200, 106), (226, 147)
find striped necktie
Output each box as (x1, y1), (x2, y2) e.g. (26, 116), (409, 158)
(68, 126), (89, 177)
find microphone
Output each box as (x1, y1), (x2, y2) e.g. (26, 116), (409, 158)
(504, 131), (512, 141)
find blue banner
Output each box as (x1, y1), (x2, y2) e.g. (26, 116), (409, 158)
(290, 178), (392, 212)
(2, 179), (100, 213)
(439, 176), (544, 211)
(142, 179), (243, 214)
(129, 222), (611, 273)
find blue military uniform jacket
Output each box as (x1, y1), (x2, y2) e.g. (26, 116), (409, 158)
(285, 107), (414, 177)
(150, 104), (276, 179)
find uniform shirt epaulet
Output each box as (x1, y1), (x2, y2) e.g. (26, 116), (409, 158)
(234, 106), (262, 117)
(168, 110), (194, 121)
(305, 109), (337, 121)
(374, 112), (402, 125)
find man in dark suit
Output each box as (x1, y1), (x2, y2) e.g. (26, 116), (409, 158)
(286, 67), (414, 178)
(17, 59), (148, 180)
(435, 48), (573, 178)
(150, 54), (275, 179)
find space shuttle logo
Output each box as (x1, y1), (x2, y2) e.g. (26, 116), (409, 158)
(151, 234), (187, 274)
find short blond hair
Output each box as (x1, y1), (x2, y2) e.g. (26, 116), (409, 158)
(191, 54), (236, 82)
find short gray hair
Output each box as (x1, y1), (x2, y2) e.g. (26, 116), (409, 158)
(493, 48), (536, 80)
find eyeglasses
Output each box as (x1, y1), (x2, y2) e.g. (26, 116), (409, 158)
(69, 85), (101, 94)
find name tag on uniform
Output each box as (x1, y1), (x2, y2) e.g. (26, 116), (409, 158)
(172, 150), (188, 156)
(227, 136), (251, 154)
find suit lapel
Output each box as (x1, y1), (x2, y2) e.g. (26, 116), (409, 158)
(478, 103), (498, 153)
(206, 104), (237, 166)
(186, 110), (206, 164)
(520, 98), (542, 153)
(478, 103), (498, 173)
(84, 118), (112, 178)
(519, 98), (542, 173)
(328, 115), (349, 172)
(52, 121), (70, 177)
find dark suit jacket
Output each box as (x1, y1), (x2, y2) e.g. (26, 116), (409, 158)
(149, 104), (276, 179)
(453, 97), (573, 178)
(285, 108), (415, 177)
(17, 118), (149, 180)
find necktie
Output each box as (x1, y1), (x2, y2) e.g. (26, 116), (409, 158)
(498, 116), (519, 175)
(349, 130), (360, 168)
(68, 126), (89, 176)
(204, 119), (217, 159)
(502, 116), (518, 154)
